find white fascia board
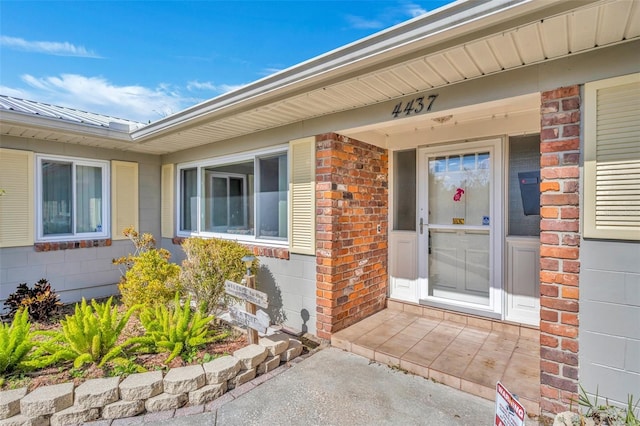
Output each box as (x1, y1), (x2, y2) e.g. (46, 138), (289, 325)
(131, 0), (581, 141)
(0, 110), (135, 142)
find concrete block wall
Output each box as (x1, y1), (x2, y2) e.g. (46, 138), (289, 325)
(0, 335), (303, 426)
(0, 241), (131, 308)
(580, 239), (640, 409)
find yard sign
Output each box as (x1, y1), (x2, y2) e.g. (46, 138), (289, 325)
(495, 381), (526, 426)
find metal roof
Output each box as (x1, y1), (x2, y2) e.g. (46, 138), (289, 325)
(1, 0), (639, 154)
(0, 95), (145, 131)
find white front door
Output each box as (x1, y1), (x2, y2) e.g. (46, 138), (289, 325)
(417, 139), (503, 316)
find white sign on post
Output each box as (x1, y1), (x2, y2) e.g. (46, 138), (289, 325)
(229, 306), (270, 334)
(225, 280), (269, 308)
(495, 382), (526, 426)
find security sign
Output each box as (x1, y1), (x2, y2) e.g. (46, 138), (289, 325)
(495, 381), (526, 426)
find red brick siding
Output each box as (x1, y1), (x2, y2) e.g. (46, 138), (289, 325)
(539, 86), (581, 415)
(34, 239), (112, 251)
(315, 133), (388, 340)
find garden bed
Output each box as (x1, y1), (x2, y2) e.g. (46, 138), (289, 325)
(1, 297), (248, 392)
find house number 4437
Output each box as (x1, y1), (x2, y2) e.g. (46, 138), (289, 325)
(391, 94), (438, 118)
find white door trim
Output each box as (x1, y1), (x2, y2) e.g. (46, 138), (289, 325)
(417, 138), (504, 316)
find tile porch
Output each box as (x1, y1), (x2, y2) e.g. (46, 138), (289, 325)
(331, 299), (541, 416)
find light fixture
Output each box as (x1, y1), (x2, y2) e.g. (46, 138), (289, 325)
(242, 255), (255, 276)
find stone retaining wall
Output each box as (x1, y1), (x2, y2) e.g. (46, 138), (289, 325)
(0, 333), (302, 426)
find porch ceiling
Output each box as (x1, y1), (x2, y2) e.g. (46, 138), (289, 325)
(131, 0), (640, 154)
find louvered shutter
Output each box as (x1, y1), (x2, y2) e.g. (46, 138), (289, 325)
(0, 148), (34, 247)
(289, 137), (316, 254)
(161, 164), (175, 238)
(584, 73), (640, 240)
(111, 160), (139, 240)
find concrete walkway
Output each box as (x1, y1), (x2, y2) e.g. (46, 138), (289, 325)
(148, 347), (530, 426)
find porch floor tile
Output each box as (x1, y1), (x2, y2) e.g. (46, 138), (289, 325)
(331, 307), (540, 416)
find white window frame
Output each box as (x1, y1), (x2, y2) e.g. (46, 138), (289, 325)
(36, 154), (110, 242)
(176, 145), (289, 245)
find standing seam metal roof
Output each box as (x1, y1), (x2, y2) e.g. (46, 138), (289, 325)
(0, 95), (145, 131)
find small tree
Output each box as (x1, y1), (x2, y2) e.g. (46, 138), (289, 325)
(180, 237), (257, 314)
(113, 227), (181, 310)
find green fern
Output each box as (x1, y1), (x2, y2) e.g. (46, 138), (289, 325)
(139, 293), (228, 364)
(27, 297), (146, 369)
(0, 308), (36, 375)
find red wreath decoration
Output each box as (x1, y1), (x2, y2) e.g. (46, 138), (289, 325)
(453, 188), (465, 202)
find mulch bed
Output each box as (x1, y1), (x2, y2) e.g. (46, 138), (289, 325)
(1, 298), (248, 392)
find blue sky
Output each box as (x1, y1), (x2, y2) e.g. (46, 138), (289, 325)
(1, 1), (450, 123)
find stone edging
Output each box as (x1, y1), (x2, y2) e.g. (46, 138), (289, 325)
(0, 333), (306, 426)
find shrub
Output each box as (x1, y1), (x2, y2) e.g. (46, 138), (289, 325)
(28, 297), (145, 369)
(113, 227), (181, 310)
(180, 237), (257, 314)
(118, 249), (181, 310)
(139, 293), (229, 364)
(0, 309), (36, 375)
(3, 279), (62, 321)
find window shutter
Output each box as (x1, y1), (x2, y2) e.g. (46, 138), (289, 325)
(161, 163), (174, 238)
(584, 73), (640, 240)
(111, 160), (139, 240)
(289, 137), (316, 255)
(0, 148), (34, 247)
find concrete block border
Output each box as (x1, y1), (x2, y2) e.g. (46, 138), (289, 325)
(0, 333), (306, 426)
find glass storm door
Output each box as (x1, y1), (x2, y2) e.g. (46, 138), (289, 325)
(418, 139), (503, 315)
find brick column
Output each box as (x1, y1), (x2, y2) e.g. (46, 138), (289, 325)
(539, 86), (581, 415)
(315, 133), (388, 340)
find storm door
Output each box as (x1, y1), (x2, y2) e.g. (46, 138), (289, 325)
(417, 139), (503, 316)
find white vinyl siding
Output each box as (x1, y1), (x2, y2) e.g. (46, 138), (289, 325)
(584, 73), (640, 240)
(0, 148), (34, 247)
(289, 137), (316, 255)
(161, 163), (174, 238)
(111, 160), (138, 240)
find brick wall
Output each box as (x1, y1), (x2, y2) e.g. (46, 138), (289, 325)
(315, 133), (388, 340)
(539, 86), (581, 415)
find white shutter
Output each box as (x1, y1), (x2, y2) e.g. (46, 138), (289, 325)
(111, 160), (139, 240)
(161, 163), (175, 238)
(584, 73), (640, 240)
(0, 148), (34, 247)
(289, 137), (316, 255)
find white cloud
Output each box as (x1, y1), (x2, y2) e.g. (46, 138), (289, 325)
(403, 3), (428, 18)
(345, 15), (385, 30)
(186, 80), (244, 94)
(0, 36), (101, 58)
(345, 2), (431, 30)
(4, 74), (198, 123)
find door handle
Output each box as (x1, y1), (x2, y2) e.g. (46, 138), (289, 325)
(420, 218), (424, 234)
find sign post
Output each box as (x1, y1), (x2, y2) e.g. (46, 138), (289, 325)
(495, 382), (526, 426)
(224, 255), (270, 345)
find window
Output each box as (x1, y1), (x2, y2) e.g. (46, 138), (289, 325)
(37, 155), (109, 240)
(393, 149), (416, 231)
(177, 148), (288, 242)
(584, 73), (640, 240)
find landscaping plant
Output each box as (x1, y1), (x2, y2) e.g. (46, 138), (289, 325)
(4, 279), (62, 321)
(113, 226), (181, 310)
(28, 297), (145, 369)
(572, 385), (640, 426)
(138, 293), (229, 364)
(180, 237), (257, 314)
(0, 309), (36, 377)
